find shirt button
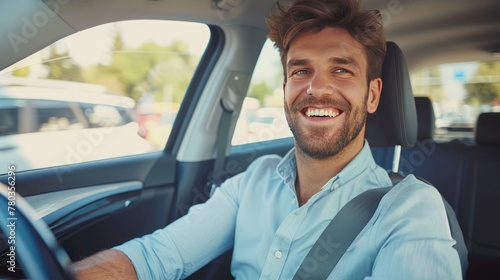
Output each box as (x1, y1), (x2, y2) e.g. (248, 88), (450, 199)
(291, 198), (296, 204)
(333, 183), (340, 190)
(274, 250), (282, 259)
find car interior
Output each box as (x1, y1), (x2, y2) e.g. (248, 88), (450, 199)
(0, 0), (499, 279)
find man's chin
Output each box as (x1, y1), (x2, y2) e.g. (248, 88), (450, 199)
(295, 139), (343, 160)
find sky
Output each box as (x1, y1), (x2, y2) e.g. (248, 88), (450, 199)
(66, 20), (210, 66)
(0, 20), (210, 75)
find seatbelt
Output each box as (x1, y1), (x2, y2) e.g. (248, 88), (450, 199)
(207, 99), (233, 196)
(205, 72), (245, 197)
(196, 74), (243, 280)
(293, 186), (393, 280)
(294, 173), (468, 279)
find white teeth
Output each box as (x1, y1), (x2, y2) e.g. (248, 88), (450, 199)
(306, 108), (339, 117)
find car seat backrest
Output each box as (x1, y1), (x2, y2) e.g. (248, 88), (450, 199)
(400, 97), (466, 213)
(475, 112), (500, 145)
(365, 41), (417, 148)
(366, 43), (468, 276)
(414, 96), (435, 141)
(461, 112), (500, 279)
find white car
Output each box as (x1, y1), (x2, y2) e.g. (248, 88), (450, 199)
(0, 81), (156, 172)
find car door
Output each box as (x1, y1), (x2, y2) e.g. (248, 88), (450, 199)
(0, 18), (222, 268)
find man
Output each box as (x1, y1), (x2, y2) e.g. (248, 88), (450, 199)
(73, 0), (461, 279)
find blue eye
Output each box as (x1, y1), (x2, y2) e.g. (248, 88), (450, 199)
(294, 69), (309, 75)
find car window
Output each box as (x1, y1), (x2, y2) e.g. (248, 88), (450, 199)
(0, 100), (22, 136)
(33, 100), (86, 131)
(410, 61), (500, 142)
(232, 39), (292, 146)
(0, 20), (210, 173)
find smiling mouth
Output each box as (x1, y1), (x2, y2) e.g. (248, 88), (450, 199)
(303, 107), (342, 118)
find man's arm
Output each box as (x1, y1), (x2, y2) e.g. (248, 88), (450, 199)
(70, 171), (244, 279)
(370, 180), (462, 279)
(72, 249), (138, 280)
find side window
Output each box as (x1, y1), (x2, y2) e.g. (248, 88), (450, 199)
(34, 100), (85, 131)
(232, 39), (292, 146)
(0, 100), (21, 136)
(0, 20), (210, 173)
(410, 61), (500, 142)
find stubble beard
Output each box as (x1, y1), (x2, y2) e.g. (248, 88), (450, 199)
(284, 94), (368, 160)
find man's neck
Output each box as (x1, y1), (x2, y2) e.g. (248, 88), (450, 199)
(294, 138), (364, 206)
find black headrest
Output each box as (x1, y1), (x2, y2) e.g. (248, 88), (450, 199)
(415, 97), (435, 141)
(366, 42), (417, 147)
(475, 112), (500, 145)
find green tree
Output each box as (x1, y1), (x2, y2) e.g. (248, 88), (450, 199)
(465, 62), (500, 105)
(248, 81), (273, 105)
(84, 31), (197, 103)
(44, 44), (83, 81)
(466, 83), (498, 105)
(12, 67), (30, 77)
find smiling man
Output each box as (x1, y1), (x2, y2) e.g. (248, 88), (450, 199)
(281, 26), (382, 206)
(73, 0), (461, 279)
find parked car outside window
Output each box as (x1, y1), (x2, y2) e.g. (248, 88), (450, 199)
(0, 20), (210, 173)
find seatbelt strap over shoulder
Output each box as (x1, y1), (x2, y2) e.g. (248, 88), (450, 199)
(293, 186), (393, 280)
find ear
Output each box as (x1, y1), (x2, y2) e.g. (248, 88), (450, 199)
(367, 78), (382, 114)
(282, 81), (287, 92)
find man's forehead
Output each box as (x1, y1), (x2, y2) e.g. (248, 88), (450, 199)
(286, 28), (366, 66)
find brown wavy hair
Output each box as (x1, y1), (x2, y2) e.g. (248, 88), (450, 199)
(266, 0), (386, 82)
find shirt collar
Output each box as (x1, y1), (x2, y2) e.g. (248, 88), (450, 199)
(277, 147), (297, 189)
(333, 140), (377, 189)
(276, 140), (377, 192)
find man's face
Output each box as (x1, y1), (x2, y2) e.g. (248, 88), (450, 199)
(283, 27), (381, 160)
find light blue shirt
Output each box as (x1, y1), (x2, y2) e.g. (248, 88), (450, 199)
(115, 141), (461, 279)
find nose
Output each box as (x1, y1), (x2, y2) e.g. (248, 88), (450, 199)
(306, 72), (333, 97)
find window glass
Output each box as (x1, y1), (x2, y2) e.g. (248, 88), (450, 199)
(33, 100), (84, 131)
(0, 20), (210, 173)
(410, 61), (500, 142)
(232, 39), (292, 145)
(0, 101), (20, 136)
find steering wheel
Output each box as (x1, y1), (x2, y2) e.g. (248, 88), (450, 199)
(0, 182), (75, 280)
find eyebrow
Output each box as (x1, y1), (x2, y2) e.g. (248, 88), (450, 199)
(286, 58), (310, 71)
(329, 56), (361, 71)
(286, 56), (361, 72)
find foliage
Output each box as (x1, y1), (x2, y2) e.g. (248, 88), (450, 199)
(248, 81), (273, 105)
(12, 67), (30, 77)
(44, 45), (83, 81)
(465, 62), (500, 105)
(82, 32), (197, 103)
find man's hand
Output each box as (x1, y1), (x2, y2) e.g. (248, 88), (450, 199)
(72, 249), (138, 280)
